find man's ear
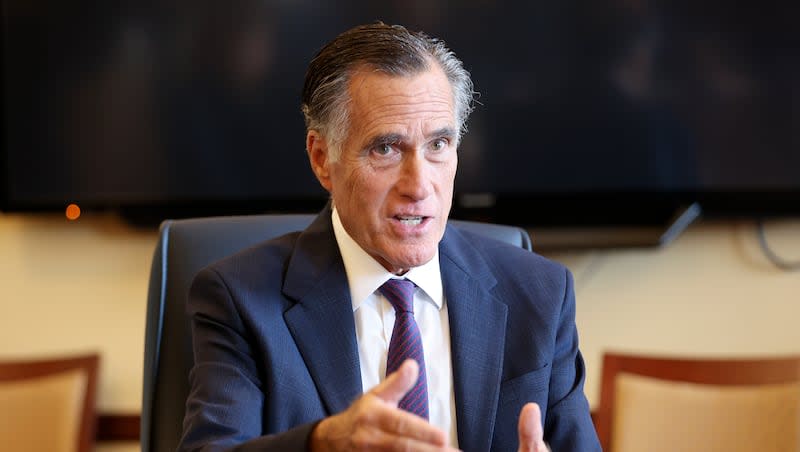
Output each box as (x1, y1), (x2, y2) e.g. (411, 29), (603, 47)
(306, 130), (332, 192)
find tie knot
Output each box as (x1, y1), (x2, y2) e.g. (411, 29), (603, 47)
(379, 279), (416, 313)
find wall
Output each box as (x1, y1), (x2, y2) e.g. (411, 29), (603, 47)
(0, 211), (154, 411)
(546, 218), (800, 402)
(0, 211), (152, 452)
(1, 210), (798, 449)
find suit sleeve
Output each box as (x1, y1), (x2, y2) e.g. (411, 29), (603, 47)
(543, 268), (602, 451)
(179, 267), (318, 452)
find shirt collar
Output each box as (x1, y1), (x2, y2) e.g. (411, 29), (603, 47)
(331, 206), (444, 312)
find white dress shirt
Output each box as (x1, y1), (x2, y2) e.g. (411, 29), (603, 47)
(331, 207), (458, 447)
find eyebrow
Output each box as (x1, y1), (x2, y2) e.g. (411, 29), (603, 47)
(363, 133), (404, 151)
(362, 127), (457, 150)
(429, 127), (457, 141)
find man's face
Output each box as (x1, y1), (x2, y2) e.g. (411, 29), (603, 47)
(307, 65), (457, 274)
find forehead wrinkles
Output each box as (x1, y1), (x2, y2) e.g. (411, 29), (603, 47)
(360, 98), (453, 135)
(348, 71), (455, 140)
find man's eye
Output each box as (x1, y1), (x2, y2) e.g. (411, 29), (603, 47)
(431, 138), (448, 151)
(373, 144), (394, 156)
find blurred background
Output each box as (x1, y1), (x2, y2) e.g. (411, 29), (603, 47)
(1, 0), (799, 450)
(4, 0), (799, 225)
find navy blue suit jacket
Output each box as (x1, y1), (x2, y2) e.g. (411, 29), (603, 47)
(179, 209), (600, 451)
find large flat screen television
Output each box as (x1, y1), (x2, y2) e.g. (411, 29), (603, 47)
(3, 1), (799, 245)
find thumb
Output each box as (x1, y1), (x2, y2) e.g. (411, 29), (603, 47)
(371, 359), (419, 405)
(518, 403), (546, 452)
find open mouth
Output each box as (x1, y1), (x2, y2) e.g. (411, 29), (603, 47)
(396, 215), (424, 226)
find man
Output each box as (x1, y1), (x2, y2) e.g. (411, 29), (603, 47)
(180, 23), (600, 451)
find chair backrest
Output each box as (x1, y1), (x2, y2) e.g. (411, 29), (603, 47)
(141, 213), (532, 452)
(596, 352), (800, 452)
(0, 353), (100, 452)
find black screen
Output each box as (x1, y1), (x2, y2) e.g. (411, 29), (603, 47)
(3, 0), (799, 225)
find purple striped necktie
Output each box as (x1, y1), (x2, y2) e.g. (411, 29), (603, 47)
(379, 278), (429, 420)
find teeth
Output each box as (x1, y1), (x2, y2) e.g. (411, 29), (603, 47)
(398, 216), (423, 226)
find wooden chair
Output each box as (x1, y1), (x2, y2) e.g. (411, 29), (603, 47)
(595, 352), (800, 452)
(0, 353), (100, 452)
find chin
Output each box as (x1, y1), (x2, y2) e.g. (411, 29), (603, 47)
(391, 248), (437, 270)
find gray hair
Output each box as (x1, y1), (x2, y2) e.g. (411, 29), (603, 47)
(301, 22), (475, 161)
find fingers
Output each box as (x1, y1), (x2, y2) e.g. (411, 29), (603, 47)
(374, 399), (447, 446)
(371, 359), (419, 405)
(353, 428), (459, 452)
(370, 360), (448, 446)
(311, 360), (454, 452)
(517, 403), (548, 452)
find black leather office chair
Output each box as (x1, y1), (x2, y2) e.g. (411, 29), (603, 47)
(141, 213), (533, 452)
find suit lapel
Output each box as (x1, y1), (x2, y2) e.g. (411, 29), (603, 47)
(282, 208), (363, 415)
(441, 227), (508, 452)
(278, 213), (510, 448)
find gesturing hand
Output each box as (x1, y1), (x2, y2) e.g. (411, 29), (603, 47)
(517, 403), (550, 452)
(310, 359), (458, 452)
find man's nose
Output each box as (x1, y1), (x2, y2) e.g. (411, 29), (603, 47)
(397, 151), (433, 200)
